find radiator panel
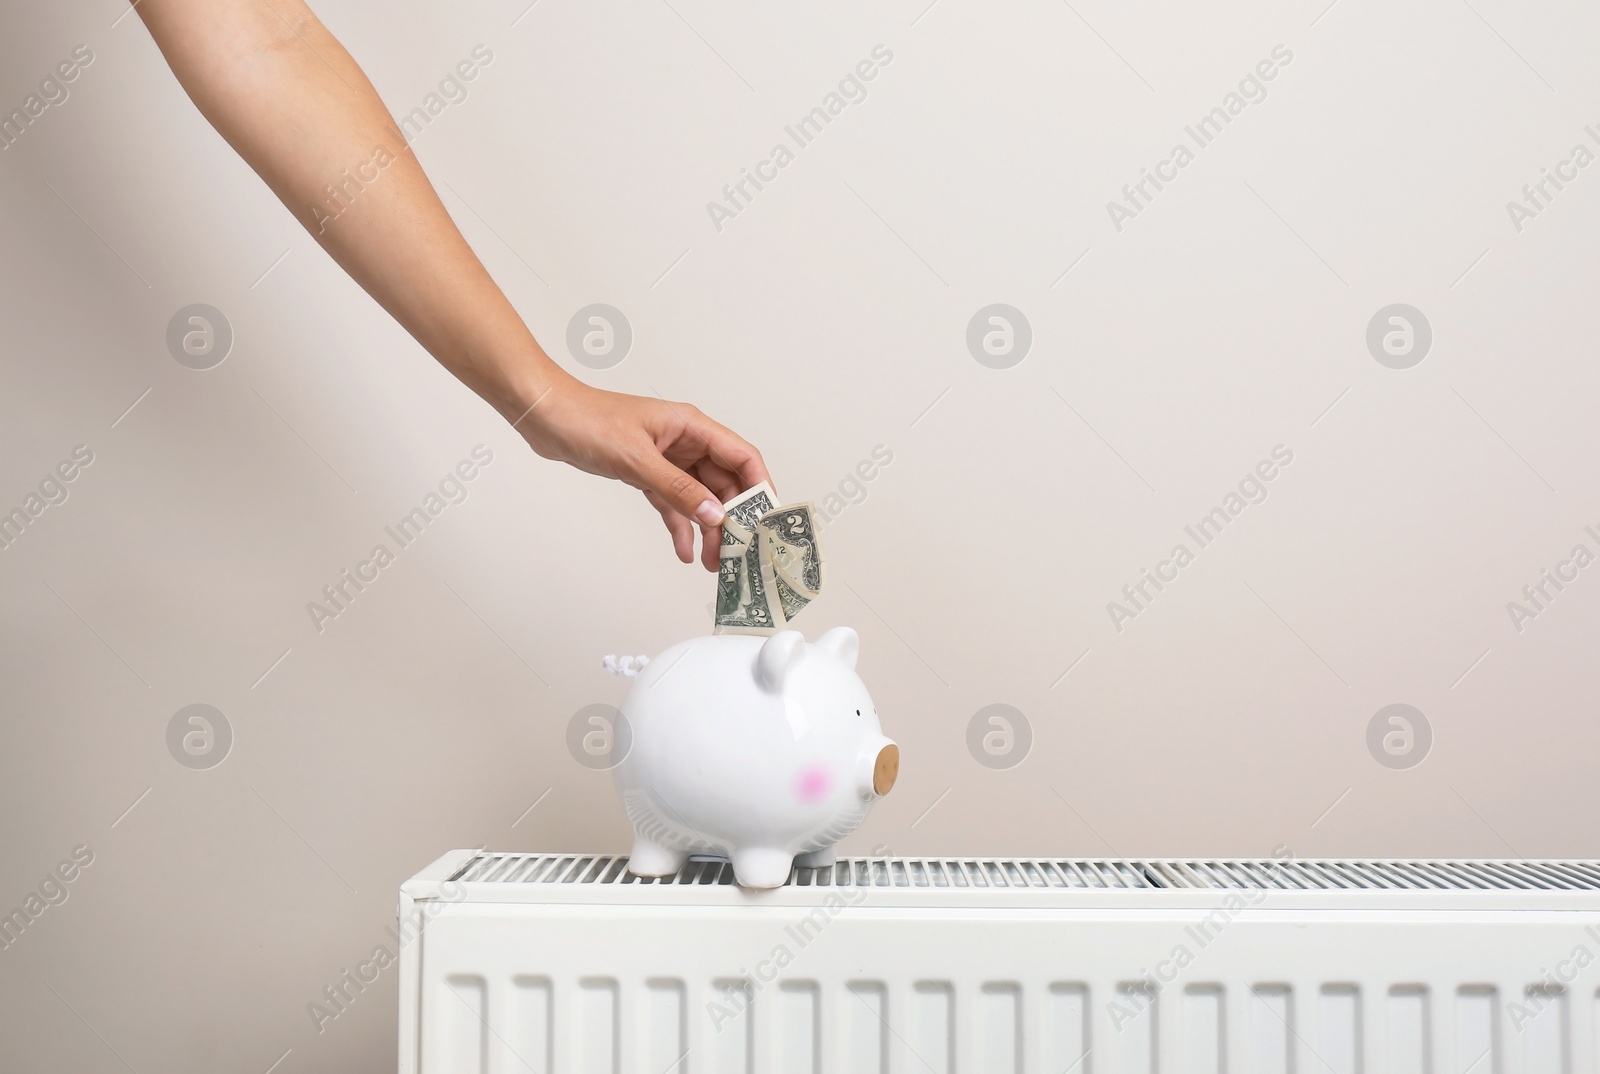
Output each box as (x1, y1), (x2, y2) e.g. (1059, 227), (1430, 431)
(398, 854), (1600, 1074)
(409, 905), (1600, 1073)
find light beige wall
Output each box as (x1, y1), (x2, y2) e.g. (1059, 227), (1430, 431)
(4, 0), (1598, 1070)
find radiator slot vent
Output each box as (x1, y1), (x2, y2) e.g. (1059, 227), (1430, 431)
(445, 855), (1600, 891)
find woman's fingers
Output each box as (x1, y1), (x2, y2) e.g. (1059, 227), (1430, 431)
(671, 410), (771, 494)
(693, 458), (743, 504)
(631, 443), (725, 529)
(643, 489), (697, 564)
(689, 460), (743, 570)
(627, 397), (773, 570)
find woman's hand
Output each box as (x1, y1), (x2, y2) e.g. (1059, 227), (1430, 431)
(516, 382), (771, 570)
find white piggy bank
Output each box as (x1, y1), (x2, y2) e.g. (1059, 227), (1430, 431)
(613, 627), (898, 889)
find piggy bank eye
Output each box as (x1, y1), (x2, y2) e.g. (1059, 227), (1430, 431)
(855, 709), (861, 716)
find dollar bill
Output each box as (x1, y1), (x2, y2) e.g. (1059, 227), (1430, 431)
(713, 482), (825, 635)
(720, 516), (753, 557)
(714, 482), (783, 635)
(763, 550), (812, 621)
(755, 503), (821, 596)
(722, 481), (778, 536)
(714, 544), (781, 635)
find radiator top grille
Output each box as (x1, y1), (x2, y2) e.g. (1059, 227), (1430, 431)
(447, 854), (1600, 891)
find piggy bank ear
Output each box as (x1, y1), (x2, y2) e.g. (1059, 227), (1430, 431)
(815, 626), (859, 670)
(755, 630), (806, 693)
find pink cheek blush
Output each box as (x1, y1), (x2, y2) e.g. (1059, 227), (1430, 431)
(794, 765), (832, 804)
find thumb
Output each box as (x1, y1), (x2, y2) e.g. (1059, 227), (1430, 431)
(633, 451), (725, 527)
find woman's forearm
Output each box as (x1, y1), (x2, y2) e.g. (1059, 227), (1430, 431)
(135, 0), (570, 422)
(136, 0), (771, 567)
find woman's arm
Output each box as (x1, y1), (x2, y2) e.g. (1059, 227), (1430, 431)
(134, 0), (765, 568)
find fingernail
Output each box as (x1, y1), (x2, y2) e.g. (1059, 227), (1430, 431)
(694, 499), (724, 526)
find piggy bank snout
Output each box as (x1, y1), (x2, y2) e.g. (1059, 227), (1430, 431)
(856, 735), (899, 799)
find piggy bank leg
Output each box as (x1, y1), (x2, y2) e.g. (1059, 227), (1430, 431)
(794, 846), (837, 869)
(627, 838), (688, 878)
(730, 847), (796, 889)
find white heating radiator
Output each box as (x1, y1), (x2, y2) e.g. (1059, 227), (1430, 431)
(398, 850), (1600, 1073)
